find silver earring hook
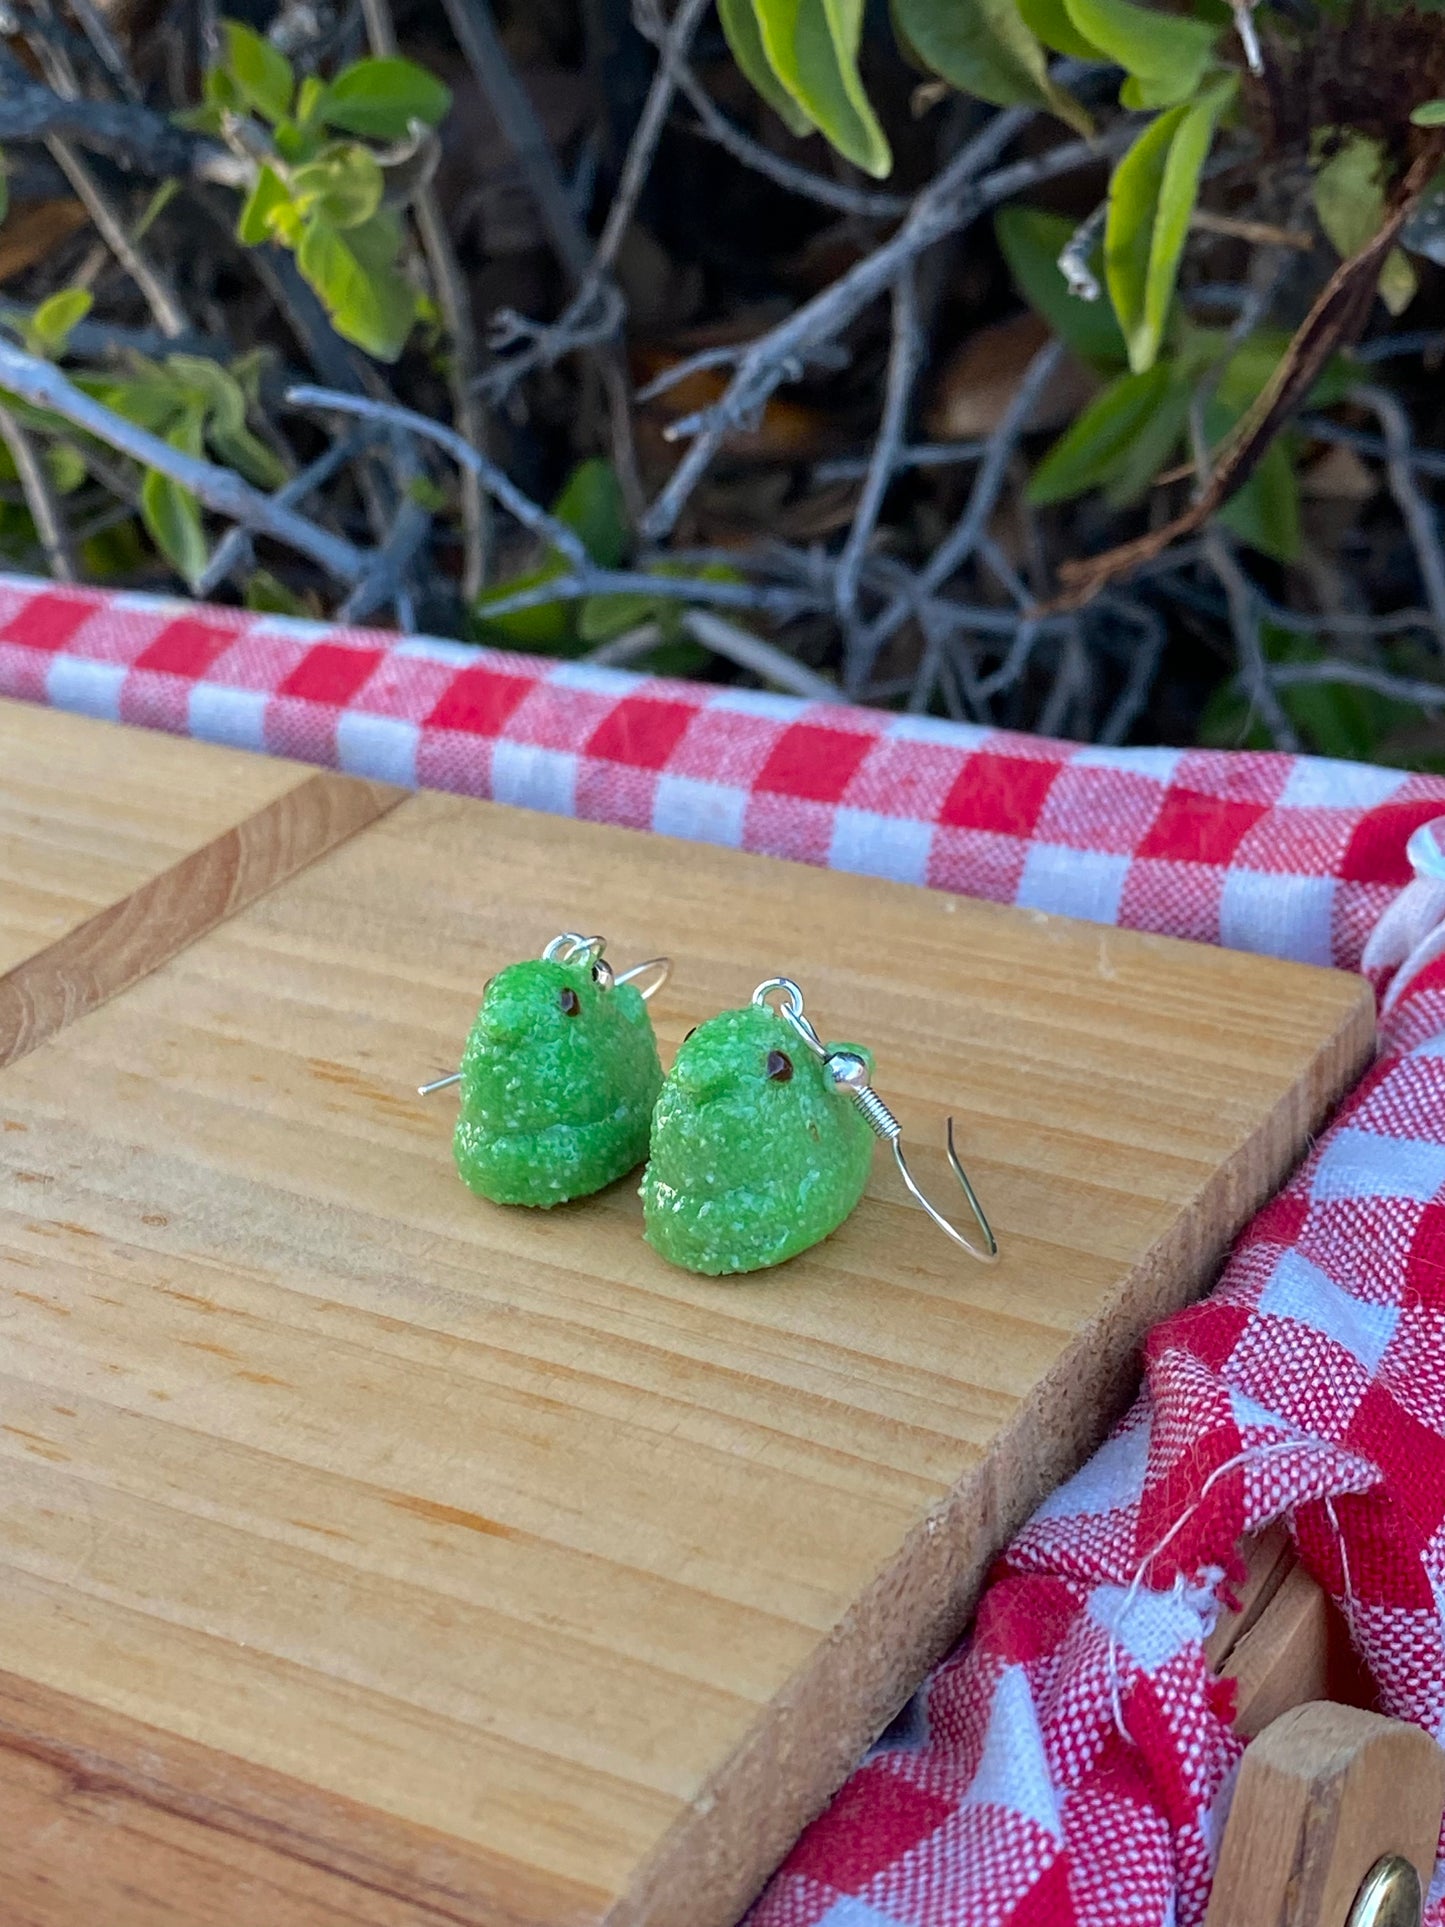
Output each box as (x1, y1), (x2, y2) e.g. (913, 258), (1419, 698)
(750, 977), (999, 1265)
(418, 935), (672, 1096)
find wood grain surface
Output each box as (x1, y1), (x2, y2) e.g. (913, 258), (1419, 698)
(0, 786), (1375, 1927)
(0, 699), (398, 1066)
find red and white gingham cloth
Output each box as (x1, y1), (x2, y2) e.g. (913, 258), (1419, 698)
(7, 572), (1445, 1923)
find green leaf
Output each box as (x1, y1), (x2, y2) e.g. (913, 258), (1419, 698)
(244, 567), (310, 615)
(25, 287), (92, 359)
(221, 20), (294, 122)
(1028, 362), (1172, 502)
(1101, 369), (1190, 504)
(78, 364), (181, 433)
(1106, 82), (1231, 373)
(141, 417), (209, 588)
(892, 0), (1090, 131)
(1412, 98), (1445, 126)
(994, 205), (1128, 366)
(164, 354), (287, 489)
(290, 143), (383, 229)
(754, 0), (891, 176)
(1217, 438), (1300, 560)
(473, 555), (577, 649)
(1313, 131), (1386, 257)
(318, 56), (452, 139)
(296, 212), (415, 361)
(295, 75), (327, 130)
(1379, 246), (1418, 314)
(1016, 0), (1104, 59)
(237, 162), (292, 245)
(578, 588), (662, 643)
(1312, 131), (1417, 314)
(553, 458), (629, 568)
(718, 0), (815, 136)
(1200, 625), (1397, 760)
(1061, 0), (1216, 104)
(43, 443), (86, 495)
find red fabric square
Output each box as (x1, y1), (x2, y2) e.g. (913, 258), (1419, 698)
(1407, 1203), (1445, 1308)
(134, 617), (240, 679)
(425, 665), (534, 736)
(938, 751), (1061, 836)
(1340, 800), (1445, 887)
(753, 723), (876, 803)
(278, 642), (384, 707)
(780, 1763), (953, 1891)
(1, 589), (96, 654)
(584, 696), (696, 769)
(1135, 790), (1269, 866)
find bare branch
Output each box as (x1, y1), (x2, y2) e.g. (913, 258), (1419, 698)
(46, 138), (188, 338)
(0, 404), (77, 581)
(682, 609), (842, 701)
(640, 123), (1131, 543)
(0, 59), (245, 184)
(1351, 383), (1445, 643)
(0, 341), (367, 582)
(359, 0), (491, 600)
(672, 70), (909, 219)
(1205, 530), (1301, 751)
(836, 268), (920, 685)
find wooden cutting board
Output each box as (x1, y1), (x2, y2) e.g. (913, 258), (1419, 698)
(0, 737), (1374, 1927)
(0, 697), (397, 1068)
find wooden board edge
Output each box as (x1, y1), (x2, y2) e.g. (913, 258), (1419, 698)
(0, 1666), (608, 1927)
(614, 974), (1378, 1927)
(0, 773), (403, 1071)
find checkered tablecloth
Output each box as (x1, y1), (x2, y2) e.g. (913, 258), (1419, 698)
(7, 571), (1445, 1925)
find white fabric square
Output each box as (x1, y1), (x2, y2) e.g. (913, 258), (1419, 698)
(885, 712), (990, 749)
(1088, 1581), (1205, 1674)
(1258, 1248), (1400, 1374)
(391, 634), (485, 667)
(1035, 1419), (1151, 1522)
(1220, 870), (1336, 964)
(548, 660), (641, 696)
(1017, 844), (1130, 925)
(817, 1900), (910, 1927)
(490, 740), (578, 815)
(829, 809), (933, 884)
(959, 1663), (1062, 1837)
(1313, 1126), (1445, 1205)
(45, 654), (126, 719)
(187, 682), (268, 749)
(336, 712), (419, 786)
(705, 686), (806, 720)
(1278, 757), (1410, 809)
(650, 774), (747, 846)
(1071, 745), (1184, 781)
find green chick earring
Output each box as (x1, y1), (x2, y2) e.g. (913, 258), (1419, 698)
(641, 977), (998, 1276)
(420, 933), (671, 1208)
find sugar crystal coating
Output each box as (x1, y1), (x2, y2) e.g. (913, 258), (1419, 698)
(454, 957), (662, 1207)
(642, 1002), (874, 1275)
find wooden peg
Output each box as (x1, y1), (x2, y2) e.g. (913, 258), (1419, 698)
(1205, 1702), (1445, 1927)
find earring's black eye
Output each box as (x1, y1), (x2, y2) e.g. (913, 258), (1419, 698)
(592, 963), (606, 983)
(766, 1049), (793, 1082)
(558, 987), (581, 1016)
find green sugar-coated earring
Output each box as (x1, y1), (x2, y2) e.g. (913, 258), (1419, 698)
(420, 933), (670, 1208)
(641, 977), (998, 1276)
